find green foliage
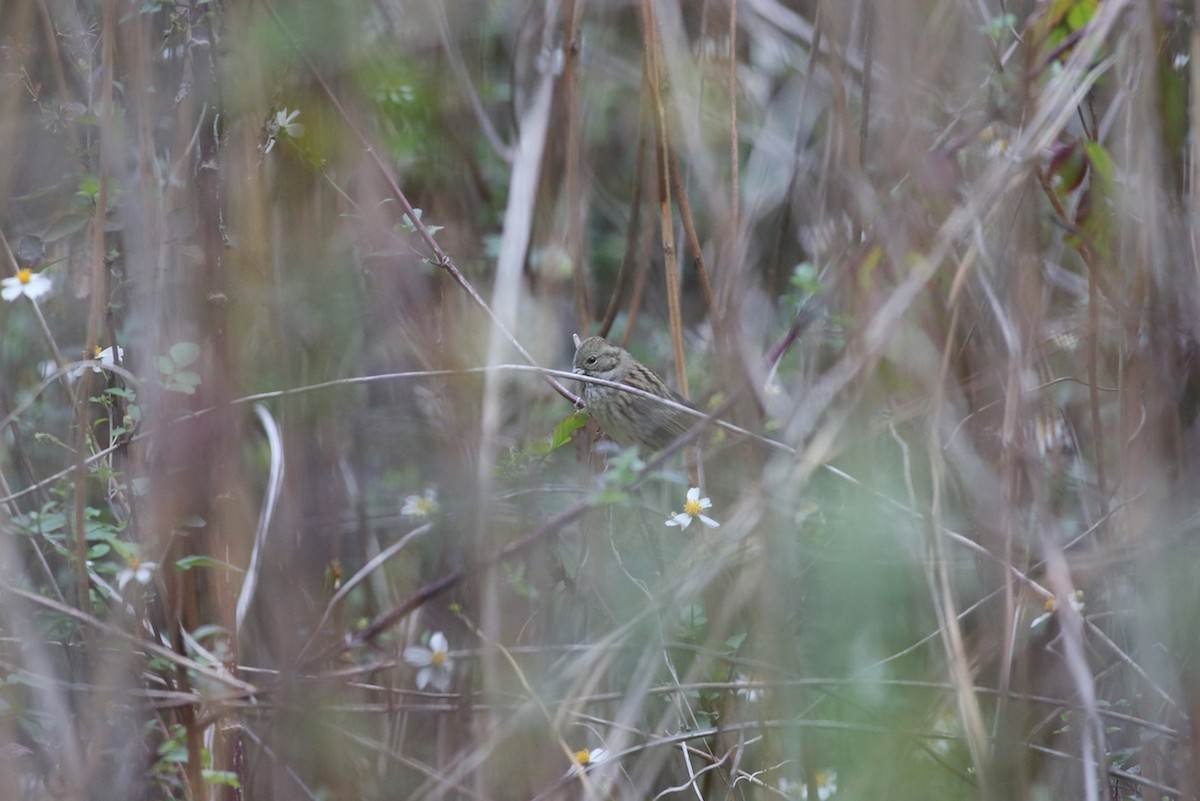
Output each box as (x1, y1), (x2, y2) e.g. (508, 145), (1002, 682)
(397, 207), (444, 237)
(173, 554), (243, 573)
(155, 342), (201, 394)
(529, 411), (588, 456)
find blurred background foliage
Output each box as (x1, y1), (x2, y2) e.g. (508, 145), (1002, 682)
(0, 0), (1198, 799)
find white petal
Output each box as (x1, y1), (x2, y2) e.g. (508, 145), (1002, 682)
(99, 346), (123, 364)
(429, 631), (448, 654)
(428, 667), (452, 691)
(686, 487), (700, 502)
(25, 275), (51, 298)
(403, 646), (433, 668)
(699, 515), (720, 528)
(1, 283), (20, 301)
(415, 666), (432, 689)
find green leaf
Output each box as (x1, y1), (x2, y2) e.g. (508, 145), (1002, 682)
(76, 175), (100, 199)
(107, 539), (137, 560)
(34, 431), (72, 451)
(202, 770), (241, 789)
(593, 489), (629, 507)
(190, 623), (232, 641)
(154, 356), (177, 375)
(42, 213), (90, 242)
(1065, 0), (1096, 31)
(604, 446), (645, 483)
(164, 373), (200, 394)
(174, 555), (243, 573)
(552, 412), (588, 446)
(532, 412), (589, 454)
(503, 563), (538, 600)
(1084, 141), (1114, 183)
(169, 342), (200, 367)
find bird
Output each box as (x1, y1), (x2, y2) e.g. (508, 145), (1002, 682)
(571, 335), (697, 451)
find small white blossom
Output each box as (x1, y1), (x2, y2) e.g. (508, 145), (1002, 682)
(1030, 590), (1085, 629)
(778, 778), (802, 800)
(403, 631), (453, 691)
(274, 108), (304, 138)
(71, 345), (125, 378)
(116, 558), (157, 591)
(802, 771), (837, 801)
(735, 674), (761, 703)
(264, 108), (304, 153)
(779, 771), (838, 800)
(565, 746), (609, 777)
(665, 487), (719, 530)
(574, 747), (607, 767)
(401, 487), (439, 519)
(1, 269), (52, 301)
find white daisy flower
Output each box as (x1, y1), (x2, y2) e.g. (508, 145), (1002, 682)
(1, 269), (52, 301)
(116, 558), (157, 591)
(665, 487), (720, 529)
(403, 631), (453, 691)
(735, 674), (761, 703)
(1030, 590), (1085, 629)
(71, 345), (125, 378)
(401, 487), (439, 519)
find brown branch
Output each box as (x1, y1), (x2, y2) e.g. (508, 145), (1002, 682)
(667, 146), (717, 316)
(562, 0), (590, 334)
(640, 0), (689, 399)
(620, 229), (653, 349)
(73, 0), (117, 611)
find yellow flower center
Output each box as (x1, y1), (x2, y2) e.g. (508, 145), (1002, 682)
(94, 346), (103, 358)
(1043, 595), (1056, 612)
(684, 499), (702, 517)
(16, 268), (32, 285)
(574, 749), (592, 765)
(431, 650), (446, 667)
(128, 557), (142, 570)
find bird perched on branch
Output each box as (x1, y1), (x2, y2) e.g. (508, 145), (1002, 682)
(572, 335), (697, 451)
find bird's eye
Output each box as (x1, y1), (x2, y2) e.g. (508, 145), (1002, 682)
(586, 356), (597, 365)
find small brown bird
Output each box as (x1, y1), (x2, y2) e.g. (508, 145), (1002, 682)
(572, 336), (697, 451)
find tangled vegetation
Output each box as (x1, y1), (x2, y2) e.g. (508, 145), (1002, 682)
(0, 1), (1197, 799)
